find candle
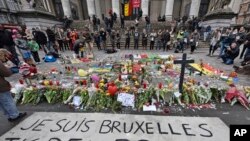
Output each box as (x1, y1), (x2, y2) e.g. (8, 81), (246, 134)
(82, 80), (87, 85)
(75, 80), (79, 85)
(49, 80), (53, 85)
(56, 81), (60, 86)
(19, 79), (24, 84)
(158, 82), (163, 89)
(119, 74), (122, 81)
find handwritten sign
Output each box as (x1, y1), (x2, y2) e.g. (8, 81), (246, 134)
(117, 93), (135, 108)
(0, 112), (229, 141)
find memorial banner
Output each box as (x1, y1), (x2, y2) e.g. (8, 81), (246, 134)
(0, 112), (230, 141)
(132, 0), (141, 8)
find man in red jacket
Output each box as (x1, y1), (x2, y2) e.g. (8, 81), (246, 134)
(0, 49), (26, 122)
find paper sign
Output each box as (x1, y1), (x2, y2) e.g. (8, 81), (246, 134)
(158, 55), (169, 59)
(174, 91), (181, 98)
(73, 96), (81, 107)
(121, 75), (128, 79)
(117, 93), (135, 108)
(143, 105), (157, 111)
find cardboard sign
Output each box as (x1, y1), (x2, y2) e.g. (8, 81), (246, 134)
(117, 93), (135, 108)
(0, 112), (229, 141)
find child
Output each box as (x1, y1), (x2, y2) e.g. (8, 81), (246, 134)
(27, 38), (41, 64)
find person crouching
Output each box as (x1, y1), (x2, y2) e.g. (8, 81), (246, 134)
(221, 42), (240, 65)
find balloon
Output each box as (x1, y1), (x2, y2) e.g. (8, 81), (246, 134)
(78, 69), (87, 77)
(108, 85), (118, 96)
(91, 74), (100, 83)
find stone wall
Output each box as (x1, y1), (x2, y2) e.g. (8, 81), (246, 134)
(22, 17), (61, 29)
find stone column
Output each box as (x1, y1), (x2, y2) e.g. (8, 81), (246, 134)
(141, 0), (149, 17)
(112, 0), (120, 17)
(46, 0), (51, 12)
(165, 0), (174, 20)
(189, 0), (201, 18)
(61, 0), (72, 18)
(95, 0), (101, 18)
(86, 0), (96, 17)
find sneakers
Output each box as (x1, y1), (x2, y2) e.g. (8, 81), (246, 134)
(8, 112), (27, 122)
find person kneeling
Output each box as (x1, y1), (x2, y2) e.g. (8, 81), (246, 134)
(221, 42), (240, 65)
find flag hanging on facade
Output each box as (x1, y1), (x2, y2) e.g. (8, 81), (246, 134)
(124, 3), (130, 16)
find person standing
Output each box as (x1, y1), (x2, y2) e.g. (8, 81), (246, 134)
(94, 32), (101, 50)
(142, 29), (148, 50)
(125, 29), (131, 49)
(176, 29), (184, 52)
(163, 29), (171, 51)
(208, 29), (221, 56)
(145, 16), (151, 33)
(110, 30), (116, 49)
(156, 29), (162, 50)
(116, 31), (121, 49)
(0, 49), (27, 122)
(218, 28), (235, 58)
(238, 26), (247, 59)
(56, 28), (64, 52)
(27, 38), (41, 64)
(46, 27), (56, 52)
(0, 25), (20, 66)
(100, 28), (107, 50)
(34, 27), (48, 54)
(190, 29), (200, 54)
(134, 30), (140, 50)
(120, 15), (125, 29)
(150, 30), (156, 50)
(63, 29), (70, 51)
(83, 29), (93, 54)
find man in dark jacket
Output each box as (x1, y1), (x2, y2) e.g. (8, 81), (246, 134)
(0, 25), (20, 66)
(46, 27), (56, 52)
(73, 39), (85, 58)
(34, 28), (48, 54)
(163, 29), (171, 51)
(221, 42), (240, 65)
(120, 15), (125, 29)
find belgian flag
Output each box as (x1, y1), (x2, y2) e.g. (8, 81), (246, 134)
(124, 0), (133, 16)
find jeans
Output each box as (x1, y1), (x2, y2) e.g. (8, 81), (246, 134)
(0, 91), (19, 119)
(219, 42), (228, 57)
(134, 39), (139, 49)
(203, 32), (208, 41)
(146, 24), (151, 33)
(240, 44), (247, 59)
(221, 55), (234, 65)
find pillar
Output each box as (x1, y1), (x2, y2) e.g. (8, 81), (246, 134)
(141, 0), (149, 17)
(95, 0), (101, 18)
(165, 0), (174, 20)
(86, 0), (96, 17)
(61, 0), (72, 18)
(189, 0), (201, 18)
(112, 0), (120, 17)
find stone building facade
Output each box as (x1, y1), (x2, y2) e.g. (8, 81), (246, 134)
(236, 0), (250, 25)
(0, 0), (244, 29)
